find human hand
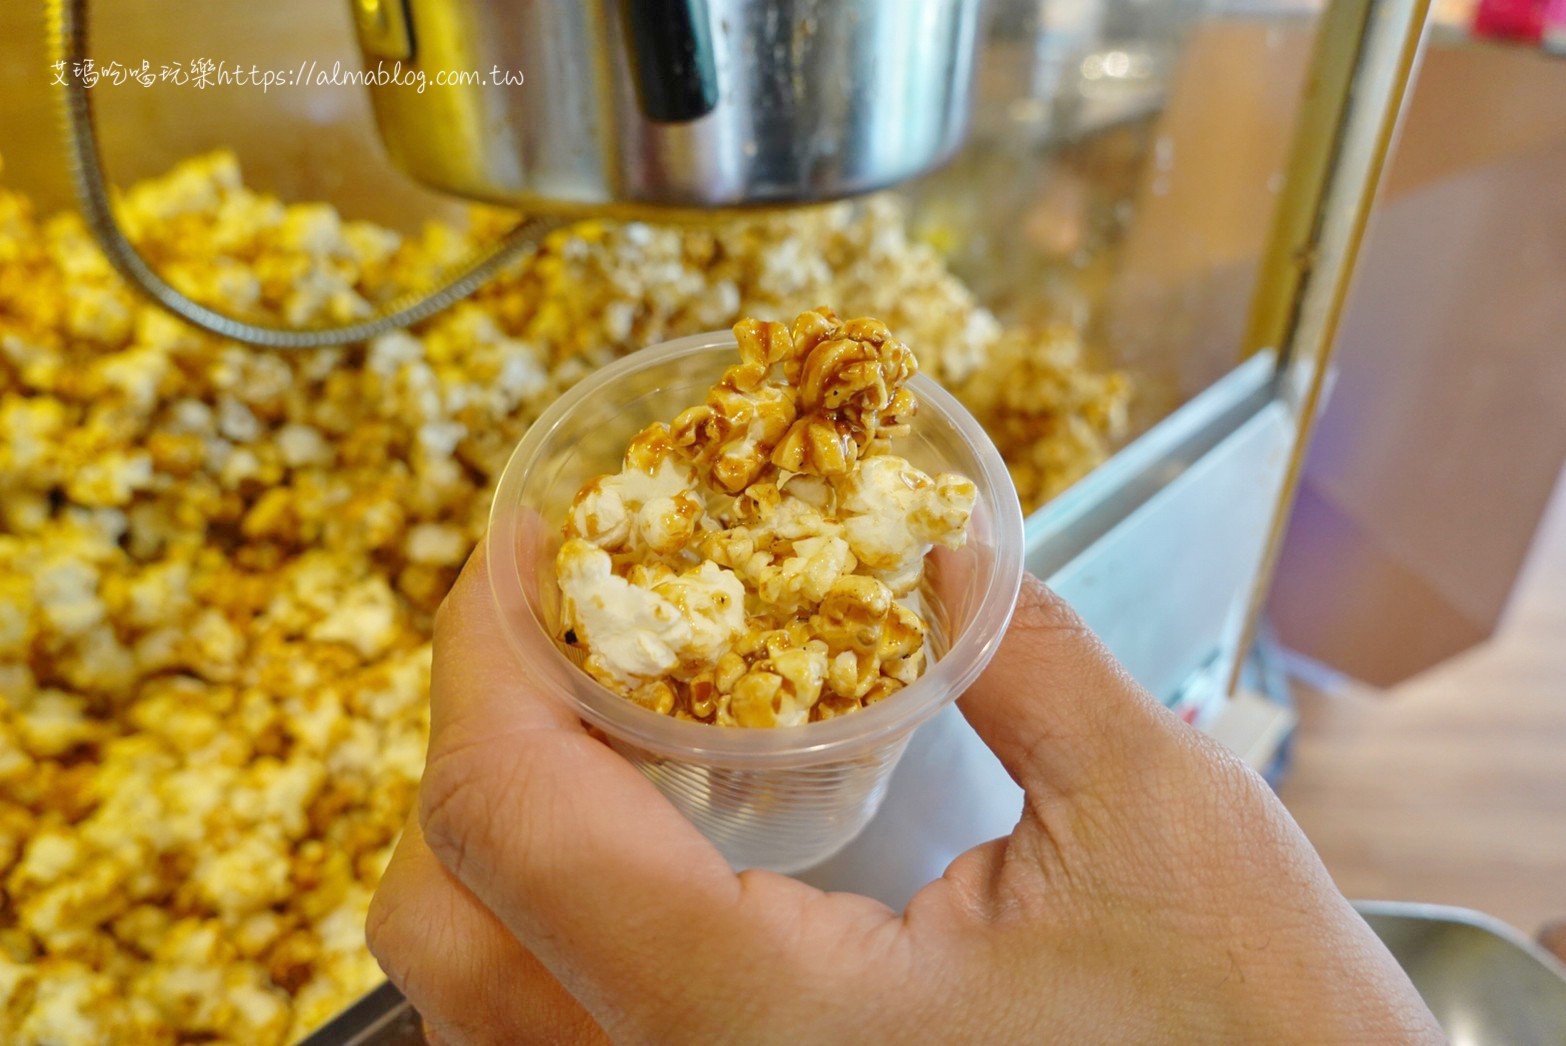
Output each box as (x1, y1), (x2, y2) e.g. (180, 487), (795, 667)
(367, 548), (1440, 1044)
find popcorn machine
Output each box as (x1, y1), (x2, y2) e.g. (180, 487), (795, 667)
(0, 0), (1426, 1040)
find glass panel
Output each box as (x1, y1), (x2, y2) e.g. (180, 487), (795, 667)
(900, 0), (1322, 437)
(4, 0), (1323, 509)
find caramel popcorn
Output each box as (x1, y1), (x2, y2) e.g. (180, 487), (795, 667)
(0, 151), (1124, 1043)
(956, 325), (1131, 509)
(557, 310), (975, 728)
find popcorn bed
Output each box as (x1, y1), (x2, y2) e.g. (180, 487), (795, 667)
(0, 152), (1127, 1043)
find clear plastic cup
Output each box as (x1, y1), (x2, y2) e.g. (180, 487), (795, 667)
(486, 331), (1025, 873)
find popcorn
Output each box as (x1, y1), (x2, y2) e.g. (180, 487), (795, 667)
(307, 577), (404, 661)
(190, 831), (294, 918)
(838, 456), (978, 595)
(10, 831), (83, 891)
(274, 423), (332, 469)
(32, 559), (105, 638)
(557, 311), (974, 726)
(651, 561), (749, 662)
(755, 533), (856, 612)
(0, 152), (1125, 1042)
(955, 325), (1130, 510)
(14, 961), (124, 1044)
(404, 522), (469, 567)
(13, 691), (105, 758)
(558, 538), (744, 687)
(566, 428), (704, 555)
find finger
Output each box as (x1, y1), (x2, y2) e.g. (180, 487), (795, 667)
(940, 563), (1175, 800)
(366, 816), (605, 1045)
(417, 533), (768, 1020)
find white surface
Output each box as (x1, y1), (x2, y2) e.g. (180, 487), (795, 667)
(798, 703), (1022, 909)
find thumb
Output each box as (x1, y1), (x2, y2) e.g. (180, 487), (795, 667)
(953, 570), (1177, 800)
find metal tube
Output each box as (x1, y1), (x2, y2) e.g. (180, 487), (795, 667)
(45, 0), (562, 348)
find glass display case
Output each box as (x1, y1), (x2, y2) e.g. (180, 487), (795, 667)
(0, 0), (1426, 1040)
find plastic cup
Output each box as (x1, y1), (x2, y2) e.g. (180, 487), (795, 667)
(487, 331), (1024, 873)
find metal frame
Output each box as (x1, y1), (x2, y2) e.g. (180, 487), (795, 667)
(1230, 0), (1433, 689)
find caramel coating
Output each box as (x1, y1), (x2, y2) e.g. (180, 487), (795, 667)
(558, 310), (973, 730)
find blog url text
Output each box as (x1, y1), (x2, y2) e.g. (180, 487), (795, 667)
(51, 59), (524, 94)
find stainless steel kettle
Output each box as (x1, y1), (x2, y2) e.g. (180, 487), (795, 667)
(354, 0), (982, 211)
(50, 0), (983, 345)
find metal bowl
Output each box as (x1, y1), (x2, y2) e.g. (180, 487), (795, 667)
(352, 0), (982, 211)
(1356, 901), (1566, 1045)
